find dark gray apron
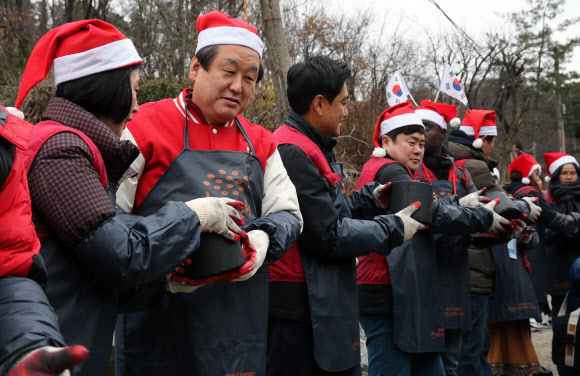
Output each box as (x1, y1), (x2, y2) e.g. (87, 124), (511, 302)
(387, 166), (443, 353)
(417, 162), (471, 330)
(41, 187), (119, 376)
(299, 161), (360, 372)
(488, 242), (541, 323)
(115, 111), (268, 376)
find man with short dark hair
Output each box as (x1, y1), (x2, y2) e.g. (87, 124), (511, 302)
(268, 56), (425, 376)
(115, 11), (302, 376)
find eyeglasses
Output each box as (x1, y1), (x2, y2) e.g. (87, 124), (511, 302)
(560, 171), (578, 178)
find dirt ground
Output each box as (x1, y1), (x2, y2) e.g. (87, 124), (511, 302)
(532, 326), (559, 376)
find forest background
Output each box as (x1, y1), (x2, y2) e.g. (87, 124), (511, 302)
(1, 0), (579, 190)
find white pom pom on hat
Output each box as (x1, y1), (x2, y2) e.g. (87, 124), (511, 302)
(522, 177), (530, 184)
(373, 147), (387, 158)
(545, 176), (551, 183)
(449, 118), (461, 129)
(5, 107), (24, 120)
(472, 138), (483, 149)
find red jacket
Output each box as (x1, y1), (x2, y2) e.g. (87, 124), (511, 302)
(356, 157), (412, 286)
(0, 107), (40, 277)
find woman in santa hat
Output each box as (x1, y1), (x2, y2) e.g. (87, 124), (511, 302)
(12, 20), (246, 376)
(543, 154), (580, 310)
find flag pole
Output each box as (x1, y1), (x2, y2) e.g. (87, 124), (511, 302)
(433, 60), (446, 103)
(398, 68), (419, 107)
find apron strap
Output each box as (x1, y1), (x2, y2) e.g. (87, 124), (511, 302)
(182, 102), (255, 155)
(234, 118), (256, 156)
(183, 102), (190, 151)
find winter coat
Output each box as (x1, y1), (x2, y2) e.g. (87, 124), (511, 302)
(24, 97), (201, 376)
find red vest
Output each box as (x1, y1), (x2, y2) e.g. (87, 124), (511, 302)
(0, 114), (39, 277)
(269, 125), (341, 283)
(22, 121), (108, 240)
(355, 156), (412, 286)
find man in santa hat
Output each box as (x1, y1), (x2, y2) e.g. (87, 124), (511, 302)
(0, 105), (89, 375)
(356, 102), (508, 376)
(447, 110), (542, 375)
(414, 100), (485, 376)
(267, 55), (427, 376)
(115, 11), (302, 376)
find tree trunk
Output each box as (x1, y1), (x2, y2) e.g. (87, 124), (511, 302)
(260, 0), (290, 124)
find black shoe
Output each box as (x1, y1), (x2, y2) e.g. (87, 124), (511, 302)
(533, 366), (553, 376)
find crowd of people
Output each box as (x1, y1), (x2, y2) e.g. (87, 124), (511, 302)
(1, 10), (579, 376)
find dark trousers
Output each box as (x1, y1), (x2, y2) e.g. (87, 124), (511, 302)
(267, 316), (362, 376)
(359, 314), (445, 376)
(457, 292), (493, 376)
(442, 329), (463, 376)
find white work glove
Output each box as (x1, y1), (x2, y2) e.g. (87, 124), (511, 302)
(372, 182), (392, 209)
(166, 256), (227, 294)
(482, 199), (511, 235)
(394, 202), (428, 241)
(7, 345), (89, 376)
(185, 197), (243, 240)
(522, 197), (542, 223)
(459, 188), (488, 207)
(230, 230), (269, 282)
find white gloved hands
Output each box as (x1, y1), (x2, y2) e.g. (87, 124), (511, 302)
(185, 197), (243, 240)
(459, 187), (488, 207)
(519, 227), (535, 244)
(482, 199), (511, 235)
(372, 182), (392, 209)
(394, 201), (428, 241)
(522, 197), (542, 223)
(230, 230), (269, 282)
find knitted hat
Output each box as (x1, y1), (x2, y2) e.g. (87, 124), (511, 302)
(372, 102), (424, 158)
(415, 100), (460, 130)
(508, 154), (542, 185)
(14, 19), (142, 109)
(196, 11), (264, 59)
(459, 109), (497, 149)
(543, 152), (579, 182)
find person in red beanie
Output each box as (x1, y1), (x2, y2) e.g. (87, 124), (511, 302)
(114, 11), (302, 376)
(0, 105), (89, 376)
(14, 19), (246, 376)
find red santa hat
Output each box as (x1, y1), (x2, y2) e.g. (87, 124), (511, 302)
(543, 152), (579, 182)
(372, 102), (424, 158)
(459, 109), (497, 149)
(195, 11), (264, 59)
(14, 19), (142, 109)
(414, 100), (460, 130)
(508, 154), (542, 185)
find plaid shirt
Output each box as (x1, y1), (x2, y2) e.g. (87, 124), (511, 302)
(28, 97), (140, 247)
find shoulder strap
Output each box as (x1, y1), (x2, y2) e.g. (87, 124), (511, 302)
(513, 185), (539, 198)
(275, 124), (341, 186)
(22, 121), (108, 189)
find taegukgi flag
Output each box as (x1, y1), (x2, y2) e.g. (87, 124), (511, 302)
(438, 62), (468, 105)
(386, 70), (411, 107)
